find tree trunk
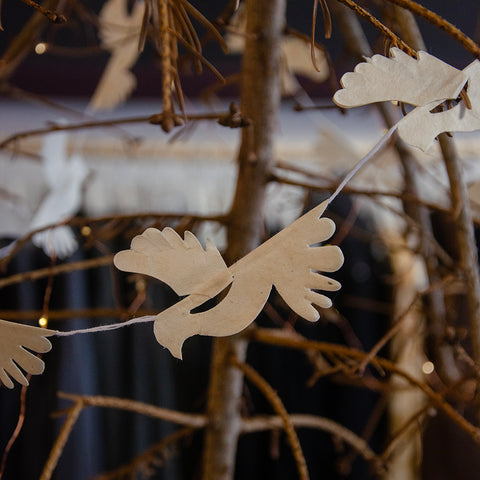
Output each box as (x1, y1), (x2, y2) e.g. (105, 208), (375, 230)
(200, 0), (286, 479)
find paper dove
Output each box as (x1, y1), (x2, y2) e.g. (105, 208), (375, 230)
(0, 131), (88, 259)
(0, 320), (55, 389)
(29, 132), (88, 258)
(88, 0), (145, 111)
(114, 200), (343, 359)
(333, 47), (480, 151)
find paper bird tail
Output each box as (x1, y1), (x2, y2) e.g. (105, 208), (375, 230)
(154, 308), (198, 360)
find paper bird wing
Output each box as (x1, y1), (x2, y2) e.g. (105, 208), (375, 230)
(334, 48), (467, 108)
(396, 60), (480, 151)
(0, 320), (55, 388)
(114, 227), (231, 296)
(239, 199), (343, 322)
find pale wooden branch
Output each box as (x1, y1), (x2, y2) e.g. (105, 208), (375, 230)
(392, 4), (462, 384)
(241, 414), (381, 468)
(330, 0), (459, 383)
(57, 392), (207, 427)
(201, 0), (286, 478)
(439, 134), (480, 370)
(234, 361), (310, 480)
(0, 256), (113, 290)
(39, 400), (83, 480)
(92, 427), (195, 480)
(334, 0), (416, 57)
(385, 0), (480, 57)
(0, 111), (234, 150)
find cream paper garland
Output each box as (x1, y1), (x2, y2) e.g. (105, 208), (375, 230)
(9, 49), (480, 385)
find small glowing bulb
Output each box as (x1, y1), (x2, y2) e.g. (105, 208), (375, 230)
(35, 43), (47, 55)
(38, 316), (48, 328)
(422, 361), (435, 375)
(81, 226), (92, 236)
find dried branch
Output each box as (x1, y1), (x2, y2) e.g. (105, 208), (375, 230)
(439, 134), (480, 373)
(0, 256), (113, 290)
(251, 328), (480, 443)
(385, 0), (480, 57)
(233, 360), (310, 480)
(356, 274), (455, 375)
(92, 427), (195, 480)
(0, 0), (60, 81)
(39, 400), (83, 480)
(201, 0), (286, 478)
(334, 0), (416, 57)
(57, 392), (207, 427)
(19, 0), (66, 24)
(0, 378), (30, 480)
(0, 110), (233, 150)
(241, 413), (382, 469)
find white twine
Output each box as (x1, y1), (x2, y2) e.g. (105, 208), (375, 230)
(55, 315), (157, 336)
(327, 125), (398, 205)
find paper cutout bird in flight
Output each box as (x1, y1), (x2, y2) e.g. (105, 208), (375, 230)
(114, 200), (344, 359)
(334, 47), (480, 151)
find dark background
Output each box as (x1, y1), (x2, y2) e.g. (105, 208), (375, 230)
(1, 0), (480, 99)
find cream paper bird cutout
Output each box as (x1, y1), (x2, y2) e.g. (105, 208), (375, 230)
(0, 320), (55, 389)
(114, 200), (343, 359)
(30, 131), (88, 258)
(0, 131), (88, 259)
(334, 47), (480, 151)
(89, 0), (145, 111)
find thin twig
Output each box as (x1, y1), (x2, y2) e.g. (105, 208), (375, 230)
(57, 392), (207, 427)
(233, 360), (310, 480)
(384, 0), (480, 57)
(0, 111), (232, 150)
(92, 427), (195, 480)
(19, 0), (66, 23)
(39, 401), (84, 480)
(355, 274), (455, 375)
(251, 328), (480, 443)
(439, 134), (480, 375)
(0, 377), (31, 480)
(335, 0), (416, 57)
(0, 256), (113, 290)
(241, 413), (381, 467)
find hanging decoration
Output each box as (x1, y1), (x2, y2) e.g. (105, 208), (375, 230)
(0, 130), (88, 260)
(0, 320), (55, 389)
(114, 199), (344, 359)
(334, 47), (480, 151)
(7, 50), (480, 386)
(88, 0), (145, 111)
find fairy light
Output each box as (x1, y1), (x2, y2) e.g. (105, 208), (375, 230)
(38, 316), (48, 328)
(422, 361), (435, 375)
(35, 43), (47, 55)
(81, 226), (92, 236)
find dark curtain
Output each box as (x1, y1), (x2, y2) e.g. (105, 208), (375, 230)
(0, 195), (390, 479)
